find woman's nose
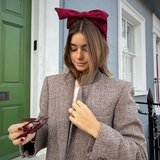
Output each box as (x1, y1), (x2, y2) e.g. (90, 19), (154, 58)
(77, 49), (83, 59)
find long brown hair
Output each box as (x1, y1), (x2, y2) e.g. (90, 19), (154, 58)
(64, 18), (112, 84)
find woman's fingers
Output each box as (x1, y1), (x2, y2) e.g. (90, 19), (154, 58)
(71, 100), (87, 112)
(8, 122), (36, 146)
(8, 124), (23, 133)
(12, 137), (26, 145)
(8, 122), (29, 134)
(68, 100), (101, 138)
(8, 131), (24, 140)
(68, 108), (76, 117)
(76, 100), (87, 108)
(11, 132), (36, 146)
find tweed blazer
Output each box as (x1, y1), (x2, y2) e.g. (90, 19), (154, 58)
(20, 70), (148, 160)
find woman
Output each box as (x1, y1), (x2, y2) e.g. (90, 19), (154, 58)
(8, 8), (148, 160)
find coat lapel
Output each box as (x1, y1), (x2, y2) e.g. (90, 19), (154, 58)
(67, 86), (83, 147)
(67, 70), (101, 147)
(56, 72), (75, 160)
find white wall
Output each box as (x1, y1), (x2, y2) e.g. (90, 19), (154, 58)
(30, 0), (60, 156)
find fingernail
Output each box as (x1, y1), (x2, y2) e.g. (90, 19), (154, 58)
(23, 128), (28, 132)
(20, 138), (25, 142)
(18, 127), (22, 131)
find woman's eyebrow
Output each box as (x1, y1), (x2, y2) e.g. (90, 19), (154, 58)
(70, 43), (76, 46)
(70, 43), (87, 47)
(82, 44), (87, 47)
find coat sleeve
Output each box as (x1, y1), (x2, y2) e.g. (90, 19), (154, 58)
(86, 82), (148, 160)
(20, 77), (49, 158)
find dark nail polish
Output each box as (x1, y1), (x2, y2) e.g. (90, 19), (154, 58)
(18, 127), (22, 131)
(23, 128), (28, 132)
(20, 138), (24, 142)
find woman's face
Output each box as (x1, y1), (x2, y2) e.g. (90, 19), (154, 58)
(69, 33), (89, 74)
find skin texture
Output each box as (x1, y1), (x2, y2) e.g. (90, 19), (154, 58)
(8, 122), (35, 145)
(68, 100), (101, 138)
(69, 33), (90, 74)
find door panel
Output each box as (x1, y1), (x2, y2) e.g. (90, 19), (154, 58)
(0, 0), (31, 159)
(5, 0), (22, 15)
(3, 22), (23, 82)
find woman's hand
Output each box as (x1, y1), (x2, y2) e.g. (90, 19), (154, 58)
(8, 122), (36, 146)
(68, 100), (101, 138)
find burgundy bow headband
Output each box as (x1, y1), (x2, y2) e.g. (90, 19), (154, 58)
(55, 8), (109, 39)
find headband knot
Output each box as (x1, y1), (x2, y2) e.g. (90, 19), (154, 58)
(55, 8), (109, 39)
(80, 12), (88, 18)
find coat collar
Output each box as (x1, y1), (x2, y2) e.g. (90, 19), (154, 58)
(64, 69), (100, 86)
(80, 69), (101, 86)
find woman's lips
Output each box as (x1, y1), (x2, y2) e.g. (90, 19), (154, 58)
(76, 62), (87, 66)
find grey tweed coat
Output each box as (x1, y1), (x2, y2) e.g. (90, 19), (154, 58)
(20, 70), (148, 160)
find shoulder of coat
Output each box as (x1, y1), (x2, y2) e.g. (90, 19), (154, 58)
(45, 73), (67, 85)
(46, 72), (75, 86)
(47, 73), (65, 79)
(99, 74), (132, 88)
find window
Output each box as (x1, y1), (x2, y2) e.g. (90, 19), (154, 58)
(118, 0), (147, 96)
(122, 18), (135, 84)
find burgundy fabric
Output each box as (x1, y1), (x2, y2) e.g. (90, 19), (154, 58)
(55, 8), (109, 39)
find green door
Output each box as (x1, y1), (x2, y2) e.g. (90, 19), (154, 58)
(0, 0), (31, 159)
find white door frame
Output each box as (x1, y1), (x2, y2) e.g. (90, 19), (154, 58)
(30, 0), (60, 156)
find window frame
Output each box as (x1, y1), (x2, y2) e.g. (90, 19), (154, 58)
(118, 0), (147, 96)
(122, 17), (136, 85)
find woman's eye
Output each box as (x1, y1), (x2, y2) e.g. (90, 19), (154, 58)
(83, 48), (87, 52)
(70, 48), (77, 51)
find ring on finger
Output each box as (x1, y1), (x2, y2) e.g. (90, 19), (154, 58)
(70, 109), (74, 115)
